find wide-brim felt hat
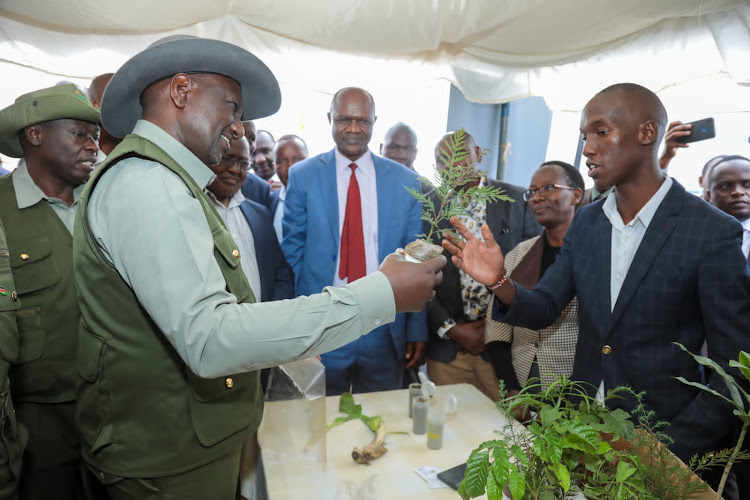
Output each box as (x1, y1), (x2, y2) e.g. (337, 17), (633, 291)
(0, 84), (100, 157)
(101, 35), (281, 138)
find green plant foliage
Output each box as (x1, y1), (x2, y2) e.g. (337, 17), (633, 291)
(405, 128), (514, 245)
(673, 344), (750, 499)
(327, 392), (381, 432)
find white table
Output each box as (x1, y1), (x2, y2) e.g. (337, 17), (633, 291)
(258, 383), (512, 500)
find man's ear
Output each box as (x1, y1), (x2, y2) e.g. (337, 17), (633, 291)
(327, 112), (332, 125)
(379, 143), (384, 155)
(170, 73), (192, 110)
(704, 188), (712, 203)
(640, 120), (658, 146)
(572, 187), (583, 206)
(23, 125), (43, 147)
(474, 145), (483, 164)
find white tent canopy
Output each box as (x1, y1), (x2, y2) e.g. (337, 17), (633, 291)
(1, 0), (749, 112)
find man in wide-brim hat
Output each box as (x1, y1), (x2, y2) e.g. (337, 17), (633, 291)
(73, 35), (445, 498)
(0, 83), (100, 500)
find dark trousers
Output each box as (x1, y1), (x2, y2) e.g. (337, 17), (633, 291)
(16, 401), (84, 500)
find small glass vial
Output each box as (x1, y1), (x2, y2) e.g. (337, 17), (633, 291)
(427, 407), (445, 450)
(412, 396), (429, 435)
(408, 383), (422, 418)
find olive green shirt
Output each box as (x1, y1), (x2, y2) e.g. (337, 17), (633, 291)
(12, 160), (83, 234)
(86, 120), (395, 379)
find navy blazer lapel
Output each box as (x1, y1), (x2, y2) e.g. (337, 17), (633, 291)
(605, 183), (682, 335)
(374, 156), (394, 260)
(586, 206), (613, 334)
(320, 150), (340, 245)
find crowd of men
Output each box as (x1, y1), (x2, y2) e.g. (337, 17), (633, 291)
(0, 34), (748, 500)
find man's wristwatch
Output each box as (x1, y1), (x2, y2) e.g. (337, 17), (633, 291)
(436, 319), (457, 340)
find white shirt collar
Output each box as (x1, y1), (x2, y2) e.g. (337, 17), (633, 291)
(334, 148), (373, 176)
(204, 188), (246, 210)
(602, 175), (673, 230)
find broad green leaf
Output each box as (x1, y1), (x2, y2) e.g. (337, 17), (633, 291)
(561, 433), (597, 453)
(462, 450), (489, 498)
(545, 430), (563, 464)
(492, 447), (511, 486)
(730, 357), (750, 393)
(486, 472), (502, 500)
(597, 441), (613, 454)
(615, 461), (636, 482)
(558, 419), (599, 446)
(601, 408), (636, 441)
(540, 407), (561, 428)
(551, 463), (571, 492)
(508, 470), (525, 500)
(360, 414), (382, 432)
(533, 436), (549, 462)
(338, 392), (356, 413)
(457, 479), (468, 500)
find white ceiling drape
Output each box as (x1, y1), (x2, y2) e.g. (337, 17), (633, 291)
(1, 0), (748, 112)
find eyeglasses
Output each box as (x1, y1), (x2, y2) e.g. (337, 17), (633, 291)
(523, 184), (576, 201)
(216, 156), (252, 172)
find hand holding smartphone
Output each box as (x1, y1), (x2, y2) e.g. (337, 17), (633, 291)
(675, 117), (716, 144)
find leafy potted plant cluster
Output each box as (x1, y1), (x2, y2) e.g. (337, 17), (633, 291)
(404, 129), (514, 262)
(458, 375), (733, 500)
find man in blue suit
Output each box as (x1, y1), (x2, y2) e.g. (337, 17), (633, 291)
(282, 87), (427, 395)
(445, 83), (750, 484)
(240, 120), (272, 209)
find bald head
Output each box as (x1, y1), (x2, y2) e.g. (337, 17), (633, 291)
(595, 83), (668, 145)
(434, 130), (480, 166)
(328, 87), (376, 161)
(381, 122), (418, 169)
(88, 73), (115, 108)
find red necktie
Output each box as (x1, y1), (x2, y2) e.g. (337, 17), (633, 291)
(339, 163), (366, 282)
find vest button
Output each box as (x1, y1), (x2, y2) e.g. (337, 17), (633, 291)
(602, 345), (612, 355)
(20, 253), (29, 260)
(225, 377), (234, 388)
(11, 291), (18, 301)
(232, 249), (240, 259)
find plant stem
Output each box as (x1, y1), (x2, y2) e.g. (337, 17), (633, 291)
(716, 421), (747, 499)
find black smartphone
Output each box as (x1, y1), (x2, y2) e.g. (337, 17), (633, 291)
(676, 117), (715, 144)
(437, 462), (467, 490)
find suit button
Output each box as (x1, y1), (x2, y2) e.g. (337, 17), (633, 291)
(602, 345), (612, 355)
(20, 253), (29, 260)
(225, 377), (234, 388)
(232, 249), (240, 259)
(11, 291), (18, 301)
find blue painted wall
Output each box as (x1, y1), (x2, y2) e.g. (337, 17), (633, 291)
(445, 85), (552, 189)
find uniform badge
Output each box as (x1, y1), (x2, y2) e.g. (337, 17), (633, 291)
(0, 287), (6, 296)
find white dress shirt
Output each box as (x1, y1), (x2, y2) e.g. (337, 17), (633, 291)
(596, 175), (673, 400)
(273, 185), (286, 243)
(333, 148), (379, 287)
(205, 189), (262, 301)
(741, 217), (750, 260)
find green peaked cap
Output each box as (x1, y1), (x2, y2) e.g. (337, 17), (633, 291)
(0, 84), (100, 158)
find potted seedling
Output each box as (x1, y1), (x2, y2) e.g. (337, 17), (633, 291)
(404, 128), (514, 262)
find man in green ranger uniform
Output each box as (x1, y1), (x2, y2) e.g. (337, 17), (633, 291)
(73, 35), (444, 499)
(0, 218), (23, 500)
(0, 84), (100, 500)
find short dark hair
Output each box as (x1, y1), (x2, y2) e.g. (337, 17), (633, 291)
(540, 160), (585, 191)
(706, 155), (750, 187)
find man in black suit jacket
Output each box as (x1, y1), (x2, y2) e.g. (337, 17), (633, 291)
(240, 120), (272, 209)
(426, 131), (541, 400)
(445, 84), (750, 492)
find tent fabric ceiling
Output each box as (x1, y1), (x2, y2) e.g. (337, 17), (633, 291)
(0, 0), (748, 110)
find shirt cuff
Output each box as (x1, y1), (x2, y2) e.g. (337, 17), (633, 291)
(346, 271), (396, 333)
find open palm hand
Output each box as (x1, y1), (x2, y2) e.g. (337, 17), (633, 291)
(442, 216), (505, 286)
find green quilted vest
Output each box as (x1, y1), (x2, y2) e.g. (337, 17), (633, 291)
(0, 174), (79, 403)
(73, 135), (262, 477)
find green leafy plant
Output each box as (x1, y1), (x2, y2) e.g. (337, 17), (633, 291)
(459, 377), (651, 500)
(673, 344), (750, 499)
(405, 128), (514, 245)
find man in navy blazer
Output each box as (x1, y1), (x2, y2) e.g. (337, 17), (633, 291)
(282, 87), (427, 395)
(445, 83), (750, 477)
(240, 120), (272, 209)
